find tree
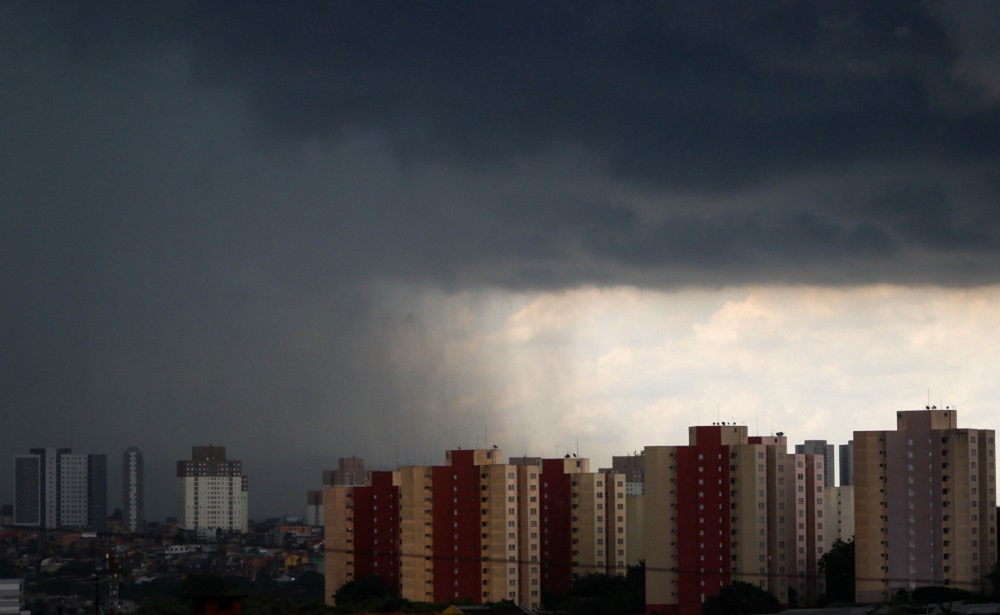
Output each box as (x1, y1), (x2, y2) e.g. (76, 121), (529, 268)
(133, 597), (192, 615)
(556, 564), (644, 615)
(622, 561), (646, 614)
(911, 586), (976, 604)
(283, 570), (325, 600)
(819, 537), (855, 605)
(702, 582), (782, 615)
(987, 551), (1000, 599)
(563, 572), (625, 615)
(180, 574), (240, 598)
(333, 574), (396, 607)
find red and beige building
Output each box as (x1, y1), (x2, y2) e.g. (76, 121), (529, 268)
(397, 448), (541, 606)
(644, 425), (827, 615)
(854, 409), (997, 602)
(511, 456), (628, 597)
(324, 470), (401, 599)
(324, 448), (625, 609)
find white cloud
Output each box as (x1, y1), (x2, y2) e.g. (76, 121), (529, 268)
(381, 284), (1000, 473)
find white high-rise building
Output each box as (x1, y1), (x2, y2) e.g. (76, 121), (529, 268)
(177, 446), (248, 534)
(123, 446), (144, 533)
(60, 454), (89, 528)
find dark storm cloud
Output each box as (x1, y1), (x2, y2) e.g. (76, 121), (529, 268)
(47, 2), (1000, 184)
(20, 0), (998, 280)
(2, 2), (1000, 516)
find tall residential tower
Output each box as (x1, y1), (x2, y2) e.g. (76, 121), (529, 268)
(13, 448), (106, 530)
(854, 409), (997, 602)
(324, 448), (622, 609)
(123, 446), (144, 533)
(645, 425), (827, 615)
(795, 440), (836, 487)
(177, 446), (248, 534)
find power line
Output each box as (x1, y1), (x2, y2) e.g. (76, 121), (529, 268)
(320, 545), (992, 591)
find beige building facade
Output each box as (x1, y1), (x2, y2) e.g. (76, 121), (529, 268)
(854, 409), (996, 602)
(823, 485), (854, 550)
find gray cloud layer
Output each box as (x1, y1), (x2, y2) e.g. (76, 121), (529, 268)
(2, 2), (999, 516)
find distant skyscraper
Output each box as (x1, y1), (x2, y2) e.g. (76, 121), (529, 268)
(610, 453), (646, 495)
(305, 490), (323, 527)
(13, 454), (43, 526)
(323, 457), (368, 486)
(60, 453), (106, 531)
(123, 446), (144, 533)
(839, 441), (854, 486)
(606, 453), (647, 567)
(12, 448), (105, 530)
(177, 445), (248, 534)
(313, 457), (368, 528)
(795, 440), (836, 487)
(36, 448), (69, 528)
(85, 454), (107, 531)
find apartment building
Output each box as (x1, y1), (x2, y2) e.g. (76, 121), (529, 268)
(323, 457), (369, 487)
(823, 485), (854, 550)
(839, 441), (854, 486)
(177, 445), (248, 534)
(611, 453), (646, 495)
(645, 425), (826, 615)
(324, 470), (400, 603)
(123, 446), (144, 534)
(13, 448), (106, 530)
(510, 456), (627, 598)
(324, 449), (541, 607)
(400, 449), (540, 607)
(795, 440), (836, 487)
(854, 409), (997, 602)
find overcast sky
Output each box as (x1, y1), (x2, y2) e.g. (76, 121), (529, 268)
(2, 2), (1000, 520)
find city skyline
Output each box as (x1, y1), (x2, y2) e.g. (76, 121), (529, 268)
(1, 407), (985, 522)
(3, 4), (1000, 520)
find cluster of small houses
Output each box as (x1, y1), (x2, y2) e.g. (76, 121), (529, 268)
(0, 518), (324, 610)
